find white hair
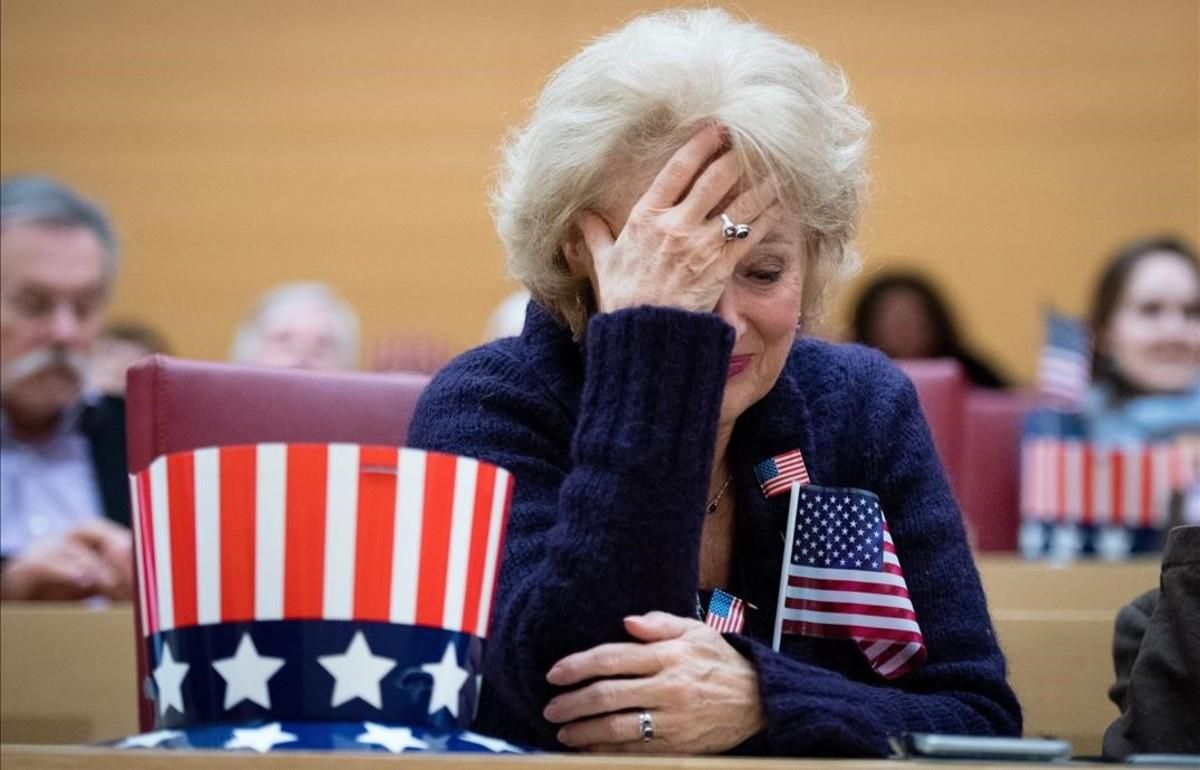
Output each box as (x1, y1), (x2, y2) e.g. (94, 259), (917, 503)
(231, 282), (360, 368)
(493, 8), (870, 337)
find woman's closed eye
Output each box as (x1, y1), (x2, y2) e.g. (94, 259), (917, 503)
(746, 268), (783, 285)
(738, 256), (787, 286)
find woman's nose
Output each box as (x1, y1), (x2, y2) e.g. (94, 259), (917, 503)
(714, 290), (746, 337)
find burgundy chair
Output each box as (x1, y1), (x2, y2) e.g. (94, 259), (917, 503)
(125, 355), (431, 730)
(896, 359), (967, 499)
(959, 389), (1042, 551)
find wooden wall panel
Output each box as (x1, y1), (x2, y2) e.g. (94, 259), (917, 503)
(2, 0), (1196, 380)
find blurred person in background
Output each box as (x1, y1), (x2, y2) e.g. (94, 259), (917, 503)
(87, 319), (171, 396)
(231, 281), (359, 371)
(1085, 236), (1199, 443)
(482, 289), (531, 341)
(1089, 240), (1200, 760)
(849, 270), (1008, 389)
(0, 175), (132, 601)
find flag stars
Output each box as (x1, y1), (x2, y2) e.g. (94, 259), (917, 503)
(152, 643), (190, 717)
(355, 722), (429, 753)
(212, 632), (285, 711)
(225, 722), (297, 753)
(318, 631), (398, 710)
(421, 642), (470, 718)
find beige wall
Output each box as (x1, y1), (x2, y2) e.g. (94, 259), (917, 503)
(2, 0), (1196, 382)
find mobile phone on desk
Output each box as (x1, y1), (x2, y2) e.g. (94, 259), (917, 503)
(891, 733), (1072, 761)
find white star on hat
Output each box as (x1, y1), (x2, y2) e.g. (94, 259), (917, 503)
(152, 644), (190, 717)
(420, 642), (469, 718)
(317, 631), (397, 709)
(224, 722), (298, 753)
(355, 722), (430, 753)
(459, 729), (521, 753)
(116, 729), (183, 749)
(212, 632), (286, 710)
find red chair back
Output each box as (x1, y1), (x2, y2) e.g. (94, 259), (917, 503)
(960, 390), (1041, 551)
(125, 355), (431, 730)
(896, 359), (967, 498)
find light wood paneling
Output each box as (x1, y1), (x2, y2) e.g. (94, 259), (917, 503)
(2, 0), (1196, 378)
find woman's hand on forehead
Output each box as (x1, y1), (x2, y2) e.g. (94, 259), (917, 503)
(567, 124), (781, 315)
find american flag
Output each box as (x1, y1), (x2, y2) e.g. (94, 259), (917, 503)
(704, 588), (746, 634)
(1037, 311), (1091, 408)
(754, 449), (811, 498)
(778, 486), (925, 680)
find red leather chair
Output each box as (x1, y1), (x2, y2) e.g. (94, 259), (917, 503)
(125, 355), (431, 730)
(959, 389), (1041, 551)
(896, 359), (967, 499)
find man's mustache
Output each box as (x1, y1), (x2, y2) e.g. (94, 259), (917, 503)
(0, 347), (88, 393)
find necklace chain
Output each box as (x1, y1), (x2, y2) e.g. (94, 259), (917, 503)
(706, 473), (733, 515)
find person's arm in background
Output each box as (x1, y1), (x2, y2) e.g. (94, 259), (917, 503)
(0, 519), (132, 600)
(1103, 525), (1200, 759)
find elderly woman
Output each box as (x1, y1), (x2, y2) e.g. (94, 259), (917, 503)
(408, 9), (1020, 757)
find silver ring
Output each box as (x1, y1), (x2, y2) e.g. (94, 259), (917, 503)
(719, 213), (751, 241)
(638, 710), (655, 743)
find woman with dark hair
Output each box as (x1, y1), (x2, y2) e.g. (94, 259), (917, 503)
(1085, 236), (1200, 435)
(849, 271), (1008, 389)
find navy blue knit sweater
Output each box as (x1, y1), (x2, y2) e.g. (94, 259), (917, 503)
(408, 302), (1022, 756)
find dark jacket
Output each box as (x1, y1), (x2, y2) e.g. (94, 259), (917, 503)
(1103, 525), (1200, 758)
(408, 303), (1021, 756)
(82, 394), (132, 528)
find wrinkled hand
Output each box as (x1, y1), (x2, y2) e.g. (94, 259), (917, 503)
(543, 611), (765, 754)
(568, 123), (780, 315)
(0, 519), (133, 601)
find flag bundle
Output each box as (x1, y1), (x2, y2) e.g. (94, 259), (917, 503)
(118, 444), (524, 755)
(1021, 437), (1195, 530)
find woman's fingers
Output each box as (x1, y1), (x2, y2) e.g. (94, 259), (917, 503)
(546, 640), (662, 686)
(623, 611), (697, 642)
(675, 148), (741, 222)
(571, 210), (615, 272)
(720, 179), (778, 230)
(544, 675), (660, 724)
(641, 124), (726, 210)
(556, 710), (649, 749)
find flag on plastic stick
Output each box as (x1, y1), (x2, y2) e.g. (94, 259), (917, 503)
(773, 484), (926, 679)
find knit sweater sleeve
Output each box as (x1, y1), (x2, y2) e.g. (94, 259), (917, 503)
(407, 307), (734, 747)
(724, 350), (1022, 756)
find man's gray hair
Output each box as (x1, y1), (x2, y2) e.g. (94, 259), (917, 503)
(493, 8), (870, 337)
(231, 282), (360, 369)
(0, 175), (119, 280)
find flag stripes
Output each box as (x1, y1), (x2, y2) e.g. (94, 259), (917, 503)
(1021, 439), (1194, 527)
(779, 488), (926, 680)
(131, 445), (511, 638)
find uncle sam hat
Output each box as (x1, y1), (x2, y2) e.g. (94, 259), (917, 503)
(112, 443), (525, 754)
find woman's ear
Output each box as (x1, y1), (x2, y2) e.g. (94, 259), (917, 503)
(560, 223), (593, 279)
